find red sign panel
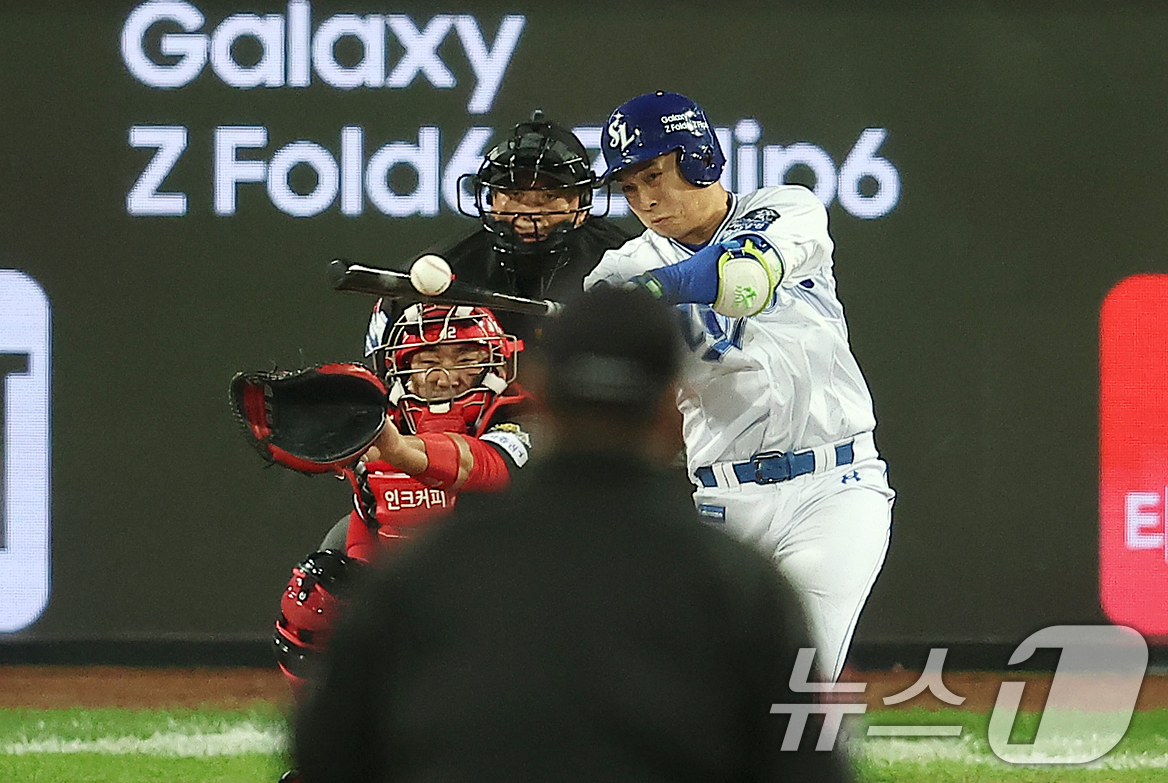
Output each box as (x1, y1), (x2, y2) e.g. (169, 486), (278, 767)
(1100, 274), (1168, 634)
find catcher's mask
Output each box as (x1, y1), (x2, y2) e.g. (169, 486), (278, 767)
(458, 110), (601, 265)
(365, 302), (521, 436)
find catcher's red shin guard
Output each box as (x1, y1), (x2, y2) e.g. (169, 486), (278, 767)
(272, 550), (364, 699)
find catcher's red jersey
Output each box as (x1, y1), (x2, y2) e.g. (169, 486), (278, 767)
(345, 466), (456, 562)
(341, 419), (529, 561)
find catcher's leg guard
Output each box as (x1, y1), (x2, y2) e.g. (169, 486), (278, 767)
(272, 549), (364, 700)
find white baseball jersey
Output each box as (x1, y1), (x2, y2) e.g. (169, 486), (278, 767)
(583, 185), (878, 477)
(586, 184), (891, 681)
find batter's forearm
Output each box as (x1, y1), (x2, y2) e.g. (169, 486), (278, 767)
(635, 242), (721, 304)
(631, 234), (781, 318)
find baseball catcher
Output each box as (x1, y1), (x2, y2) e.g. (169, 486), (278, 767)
(244, 303), (532, 701)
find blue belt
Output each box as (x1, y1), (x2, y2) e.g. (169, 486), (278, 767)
(695, 441), (854, 488)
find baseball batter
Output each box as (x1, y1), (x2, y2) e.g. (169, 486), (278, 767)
(584, 91), (894, 681)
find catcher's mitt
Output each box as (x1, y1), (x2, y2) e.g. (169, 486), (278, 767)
(230, 363), (388, 474)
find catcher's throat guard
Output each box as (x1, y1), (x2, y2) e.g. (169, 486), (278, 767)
(231, 362), (388, 474)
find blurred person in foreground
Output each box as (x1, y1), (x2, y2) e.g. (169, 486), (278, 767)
(292, 287), (856, 783)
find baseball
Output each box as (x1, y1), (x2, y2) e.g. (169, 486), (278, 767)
(409, 254), (453, 296)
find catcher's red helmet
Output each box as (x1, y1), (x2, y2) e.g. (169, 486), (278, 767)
(365, 302), (522, 436)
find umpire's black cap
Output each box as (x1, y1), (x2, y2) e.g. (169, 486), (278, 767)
(542, 286), (680, 413)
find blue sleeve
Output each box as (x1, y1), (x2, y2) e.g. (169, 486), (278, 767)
(640, 242), (724, 305)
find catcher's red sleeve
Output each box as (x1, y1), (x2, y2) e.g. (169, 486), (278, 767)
(458, 435), (512, 492)
(415, 433), (511, 493)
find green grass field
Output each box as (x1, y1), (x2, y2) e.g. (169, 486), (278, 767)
(2, 706), (1166, 782)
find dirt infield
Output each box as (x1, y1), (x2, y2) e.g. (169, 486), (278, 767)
(0, 667), (291, 710)
(2, 666), (1167, 711)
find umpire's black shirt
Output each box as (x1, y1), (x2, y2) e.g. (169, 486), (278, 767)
(293, 449), (855, 783)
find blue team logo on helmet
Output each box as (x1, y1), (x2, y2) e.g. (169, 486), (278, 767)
(601, 91), (726, 187)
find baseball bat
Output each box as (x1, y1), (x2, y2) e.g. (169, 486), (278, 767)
(328, 259), (564, 316)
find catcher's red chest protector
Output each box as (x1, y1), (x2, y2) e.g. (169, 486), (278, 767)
(345, 464), (456, 561)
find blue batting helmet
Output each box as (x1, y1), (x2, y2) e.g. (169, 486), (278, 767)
(600, 91), (725, 187)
